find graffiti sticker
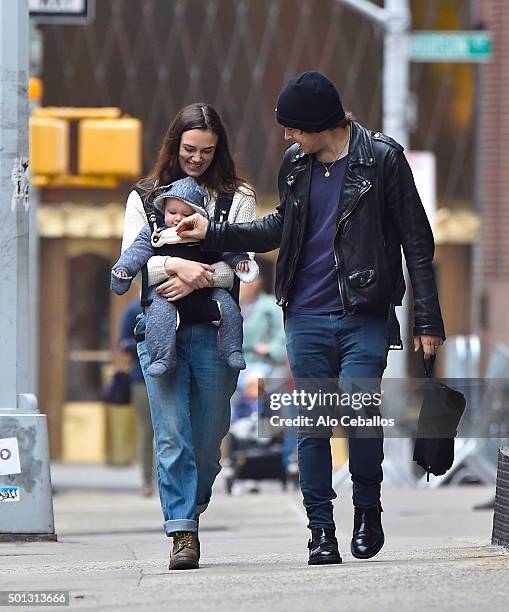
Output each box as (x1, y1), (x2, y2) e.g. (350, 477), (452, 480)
(10, 157), (30, 212)
(0, 438), (21, 476)
(0, 487), (20, 503)
(0, 448), (11, 461)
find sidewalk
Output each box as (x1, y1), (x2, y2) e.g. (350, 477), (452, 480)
(0, 466), (507, 611)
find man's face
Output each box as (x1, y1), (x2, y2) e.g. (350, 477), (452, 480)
(164, 197), (195, 228)
(283, 127), (322, 154)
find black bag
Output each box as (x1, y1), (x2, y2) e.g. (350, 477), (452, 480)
(413, 356), (466, 479)
(102, 371), (131, 405)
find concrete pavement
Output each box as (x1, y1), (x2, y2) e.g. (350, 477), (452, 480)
(0, 466), (508, 611)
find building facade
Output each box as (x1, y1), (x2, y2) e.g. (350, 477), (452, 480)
(36, 0), (483, 457)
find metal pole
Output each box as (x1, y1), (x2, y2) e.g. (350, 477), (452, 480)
(336, 0), (387, 26)
(0, 1), (31, 406)
(29, 21), (43, 396)
(382, 0), (411, 149)
(0, 0), (55, 541)
(335, 0), (415, 487)
(382, 0), (411, 378)
(336, 0), (411, 377)
(380, 0), (415, 488)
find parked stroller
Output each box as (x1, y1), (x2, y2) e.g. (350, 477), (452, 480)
(224, 369), (297, 494)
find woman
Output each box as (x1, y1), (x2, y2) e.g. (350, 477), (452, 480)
(121, 103), (256, 570)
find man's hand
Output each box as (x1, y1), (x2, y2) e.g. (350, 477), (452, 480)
(414, 335), (444, 360)
(164, 257), (214, 289)
(175, 213), (209, 240)
(156, 275), (195, 301)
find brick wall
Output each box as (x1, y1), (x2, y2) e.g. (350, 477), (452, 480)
(492, 447), (509, 547)
(475, 0), (509, 357)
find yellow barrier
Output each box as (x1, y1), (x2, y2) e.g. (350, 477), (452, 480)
(78, 117), (142, 177)
(62, 402), (107, 464)
(32, 106), (121, 120)
(30, 107), (142, 188)
(29, 116), (69, 175)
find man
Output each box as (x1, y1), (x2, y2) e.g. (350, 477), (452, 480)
(177, 71), (445, 565)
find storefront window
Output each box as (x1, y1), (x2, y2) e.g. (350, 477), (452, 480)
(66, 253), (111, 402)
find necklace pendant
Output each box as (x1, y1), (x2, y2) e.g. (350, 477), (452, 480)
(324, 169), (330, 177)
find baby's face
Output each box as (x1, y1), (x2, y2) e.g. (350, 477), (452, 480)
(163, 197), (195, 228)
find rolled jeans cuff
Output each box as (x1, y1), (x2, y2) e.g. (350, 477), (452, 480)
(164, 518), (197, 535)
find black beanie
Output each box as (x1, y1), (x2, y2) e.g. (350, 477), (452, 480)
(275, 71), (345, 132)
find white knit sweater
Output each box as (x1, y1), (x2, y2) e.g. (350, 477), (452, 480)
(121, 185), (257, 289)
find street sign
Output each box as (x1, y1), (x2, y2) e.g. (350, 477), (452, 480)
(411, 31), (492, 63)
(29, 0), (94, 25)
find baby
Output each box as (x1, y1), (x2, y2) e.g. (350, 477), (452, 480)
(111, 177), (257, 377)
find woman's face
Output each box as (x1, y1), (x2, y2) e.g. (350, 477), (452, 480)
(179, 129), (218, 178)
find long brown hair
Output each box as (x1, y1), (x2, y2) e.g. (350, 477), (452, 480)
(139, 103), (249, 199)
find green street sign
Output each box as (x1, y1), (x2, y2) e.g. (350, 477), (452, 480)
(411, 31), (492, 63)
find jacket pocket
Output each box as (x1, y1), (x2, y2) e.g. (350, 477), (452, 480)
(347, 269), (376, 288)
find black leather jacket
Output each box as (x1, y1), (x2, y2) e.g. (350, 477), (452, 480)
(203, 121), (445, 345)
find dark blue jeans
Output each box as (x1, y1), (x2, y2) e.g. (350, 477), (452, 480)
(285, 312), (388, 530)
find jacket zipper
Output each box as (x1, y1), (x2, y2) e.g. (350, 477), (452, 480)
(333, 181), (372, 310)
(276, 206), (300, 308)
(276, 163), (310, 307)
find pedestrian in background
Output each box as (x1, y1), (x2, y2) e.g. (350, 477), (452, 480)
(121, 103), (257, 570)
(176, 71), (446, 566)
(238, 267), (296, 475)
(239, 266), (286, 371)
(118, 298), (155, 497)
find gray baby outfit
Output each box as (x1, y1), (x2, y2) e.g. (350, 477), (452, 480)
(112, 178), (248, 377)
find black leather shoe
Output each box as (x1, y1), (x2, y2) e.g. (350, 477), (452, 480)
(351, 502), (384, 559)
(308, 528), (342, 565)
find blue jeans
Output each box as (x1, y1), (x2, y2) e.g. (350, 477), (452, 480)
(136, 314), (238, 535)
(285, 312), (388, 530)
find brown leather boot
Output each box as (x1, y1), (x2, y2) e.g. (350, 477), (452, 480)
(169, 531), (199, 570)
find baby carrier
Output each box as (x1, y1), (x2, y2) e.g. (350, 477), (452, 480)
(132, 183), (240, 339)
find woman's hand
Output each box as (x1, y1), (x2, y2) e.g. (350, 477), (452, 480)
(164, 257), (214, 289)
(156, 275), (195, 301)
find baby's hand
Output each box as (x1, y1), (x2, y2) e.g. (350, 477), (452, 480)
(113, 268), (128, 278)
(236, 260), (249, 273)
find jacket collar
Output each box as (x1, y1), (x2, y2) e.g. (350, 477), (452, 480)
(347, 122), (376, 167)
(289, 145), (308, 165)
(289, 121), (376, 169)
